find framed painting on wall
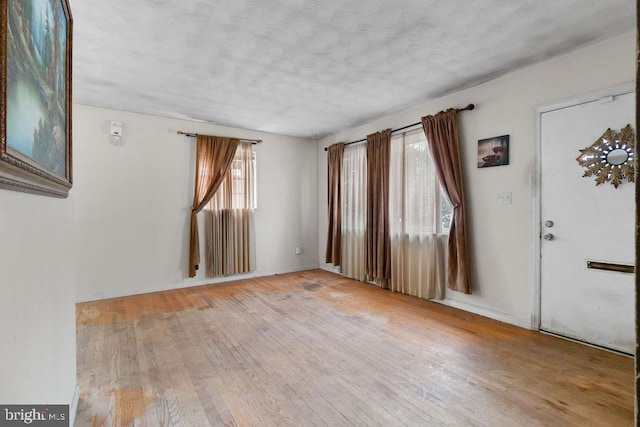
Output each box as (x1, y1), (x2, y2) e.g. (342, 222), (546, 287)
(0, 0), (73, 198)
(477, 134), (509, 168)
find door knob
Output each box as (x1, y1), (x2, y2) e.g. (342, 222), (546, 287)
(543, 233), (554, 241)
(544, 220), (554, 228)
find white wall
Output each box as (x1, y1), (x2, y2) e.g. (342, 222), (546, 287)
(0, 190), (76, 404)
(317, 32), (636, 326)
(73, 106), (318, 300)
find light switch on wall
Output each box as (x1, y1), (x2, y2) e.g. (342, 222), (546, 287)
(499, 192), (512, 205)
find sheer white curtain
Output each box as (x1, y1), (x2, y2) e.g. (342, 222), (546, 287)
(205, 141), (256, 277)
(389, 129), (447, 299)
(341, 144), (367, 281)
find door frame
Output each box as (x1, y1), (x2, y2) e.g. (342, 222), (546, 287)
(531, 82), (635, 330)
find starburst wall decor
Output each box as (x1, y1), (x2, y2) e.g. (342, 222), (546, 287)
(576, 124), (635, 188)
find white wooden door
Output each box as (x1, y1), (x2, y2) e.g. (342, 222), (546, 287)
(540, 91), (635, 354)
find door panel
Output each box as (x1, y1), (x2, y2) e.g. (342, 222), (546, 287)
(540, 92), (635, 354)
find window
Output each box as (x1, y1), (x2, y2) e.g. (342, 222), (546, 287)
(205, 141), (256, 277)
(340, 144), (367, 281)
(440, 192), (453, 233)
(388, 128), (449, 299)
(390, 129), (451, 236)
(209, 143), (256, 211)
(228, 149), (257, 209)
(335, 128), (449, 298)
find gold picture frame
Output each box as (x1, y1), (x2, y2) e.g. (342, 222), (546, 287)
(0, 0), (73, 198)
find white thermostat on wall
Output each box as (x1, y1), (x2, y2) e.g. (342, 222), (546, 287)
(110, 121), (122, 136)
(110, 121), (123, 145)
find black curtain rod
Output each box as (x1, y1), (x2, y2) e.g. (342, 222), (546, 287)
(324, 103), (475, 151)
(176, 131), (262, 144)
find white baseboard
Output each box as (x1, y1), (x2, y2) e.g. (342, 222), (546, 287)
(319, 264), (340, 274)
(431, 298), (532, 329)
(69, 385), (80, 426)
(317, 268), (531, 329)
(76, 264), (319, 302)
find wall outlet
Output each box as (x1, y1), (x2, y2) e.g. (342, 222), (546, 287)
(499, 192), (512, 205)
(295, 247), (302, 255)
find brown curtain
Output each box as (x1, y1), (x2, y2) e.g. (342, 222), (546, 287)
(365, 129), (392, 285)
(421, 109), (471, 294)
(189, 135), (240, 277)
(325, 143), (344, 265)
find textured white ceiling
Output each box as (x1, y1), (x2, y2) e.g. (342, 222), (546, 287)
(70, 0), (635, 139)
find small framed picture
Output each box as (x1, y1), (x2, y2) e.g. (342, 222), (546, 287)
(477, 135), (509, 168)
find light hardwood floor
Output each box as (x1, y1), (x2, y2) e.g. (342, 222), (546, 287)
(76, 269), (633, 426)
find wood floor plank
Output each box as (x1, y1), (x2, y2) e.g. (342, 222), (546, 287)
(76, 269), (633, 426)
(248, 288), (448, 426)
(226, 290), (382, 426)
(208, 297), (337, 426)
